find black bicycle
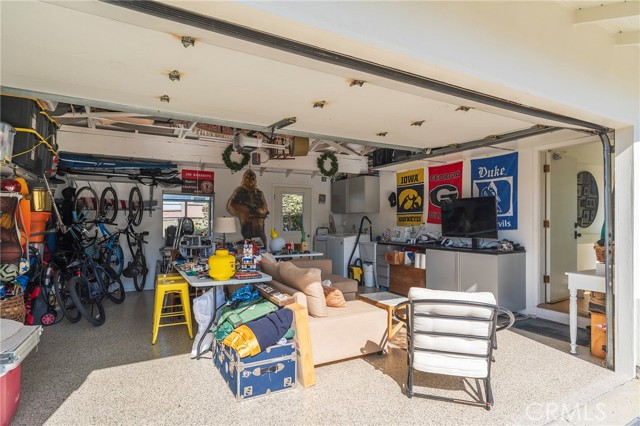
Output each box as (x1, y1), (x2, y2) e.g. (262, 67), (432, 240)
(122, 219), (148, 291)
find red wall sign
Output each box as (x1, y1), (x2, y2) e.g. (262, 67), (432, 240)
(181, 169), (215, 194)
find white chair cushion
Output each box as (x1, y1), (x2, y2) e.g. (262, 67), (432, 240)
(408, 288), (496, 378)
(413, 352), (489, 379)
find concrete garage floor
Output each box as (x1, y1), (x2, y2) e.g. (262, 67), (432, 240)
(11, 291), (639, 426)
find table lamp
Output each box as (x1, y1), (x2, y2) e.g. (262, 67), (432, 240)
(213, 217), (236, 247)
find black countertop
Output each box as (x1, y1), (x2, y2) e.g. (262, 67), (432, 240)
(377, 241), (525, 255)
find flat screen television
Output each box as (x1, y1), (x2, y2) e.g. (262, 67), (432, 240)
(440, 196), (498, 248)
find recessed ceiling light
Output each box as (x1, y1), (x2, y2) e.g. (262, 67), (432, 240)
(411, 120), (425, 127)
(160, 95), (170, 103)
(181, 36), (195, 48)
(313, 101), (327, 109)
(168, 70), (181, 81)
(376, 132), (388, 137)
(350, 79), (366, 87)
(455, 106), (471, 112)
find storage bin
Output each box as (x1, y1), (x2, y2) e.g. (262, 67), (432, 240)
(213, 338), (296, 401)
(1, 95), (58, 175)
(0, 319), (42, 426)
(0, 122), (15, 164)
(590, 312), (606, 359)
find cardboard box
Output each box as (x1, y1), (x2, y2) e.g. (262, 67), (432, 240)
(590, 312), (606, 359)
(385, 251), (405, 265)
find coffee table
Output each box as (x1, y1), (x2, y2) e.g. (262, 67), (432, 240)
(358, 291), (408, 339)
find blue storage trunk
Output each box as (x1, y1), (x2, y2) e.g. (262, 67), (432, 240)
(213, 339), (296, 401)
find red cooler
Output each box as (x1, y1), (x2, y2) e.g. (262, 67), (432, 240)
(0, 319), (42, 426)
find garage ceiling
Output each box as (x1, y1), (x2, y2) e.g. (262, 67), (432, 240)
(0, 0), (630, 157)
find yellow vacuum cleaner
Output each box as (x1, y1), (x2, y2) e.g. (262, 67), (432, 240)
(348, 258), (363, 285)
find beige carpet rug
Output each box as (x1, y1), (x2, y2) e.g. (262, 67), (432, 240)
(42, 330), (629, 426)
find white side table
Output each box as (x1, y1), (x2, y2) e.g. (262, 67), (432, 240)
(565, 269), (605, 354)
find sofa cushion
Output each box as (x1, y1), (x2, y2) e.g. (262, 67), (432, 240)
(260, 258), (282, 283)
(322, 273), (358, 298)
(291, 259), (332, 275)
(308, 301), (387, 365)
(279, 262), (327, 318)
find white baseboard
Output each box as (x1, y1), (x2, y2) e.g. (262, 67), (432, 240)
(528, 307), (590, 329)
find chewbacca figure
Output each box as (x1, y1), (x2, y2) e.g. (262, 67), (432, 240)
(227, 169), (269, 246)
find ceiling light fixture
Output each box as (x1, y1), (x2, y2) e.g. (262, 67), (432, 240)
(455, 106), (471, 112)
(268, 117), (297, 131)
(376, 132), (388, 137)
(350, 79), (365, 87)
(168, 70), (181, 81)
(313, 101), (326, 109)
(411, 120), (425, 127)
(160, 95), (170, 103)
(181, 36), (195, 48)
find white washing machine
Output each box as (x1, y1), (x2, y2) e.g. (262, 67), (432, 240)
(325, 233), (371, 277)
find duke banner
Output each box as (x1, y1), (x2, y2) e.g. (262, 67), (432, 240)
(427, 161), (463, 224)
(396, 168), (424, 226)
(470, 152), (518, 230)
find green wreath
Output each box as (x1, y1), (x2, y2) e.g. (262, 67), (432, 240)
(222, 145), (250, 172)
(317, 152), (338, 177)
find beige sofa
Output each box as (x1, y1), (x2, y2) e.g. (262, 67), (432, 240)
(289, 258), (358, 301)
(261, 259), (387, 365)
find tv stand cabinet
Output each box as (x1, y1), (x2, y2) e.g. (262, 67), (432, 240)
(424, 248), (525, 312)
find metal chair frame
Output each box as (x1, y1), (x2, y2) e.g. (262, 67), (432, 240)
(393, 298), (510, 410)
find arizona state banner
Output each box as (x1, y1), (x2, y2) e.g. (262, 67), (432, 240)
(427, 161), (463, 224)
(396, 168), (424, 226)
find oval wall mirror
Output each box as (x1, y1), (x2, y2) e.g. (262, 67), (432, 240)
(577, 171), (598, 228)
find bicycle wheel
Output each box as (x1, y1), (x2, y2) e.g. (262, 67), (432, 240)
(99, 187), (118, 224)
(101, 242), (124, 276)
(128, 186), (143, 226)
(96, 264), (125, 304)
(73, 186), (98, 230)
(132, 252), (148, 292)
(49, 265), (81, 323)
(69, 275), (105, 326)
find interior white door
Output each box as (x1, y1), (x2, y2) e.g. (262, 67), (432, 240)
(546, 152), (578, 303)
(273, 186), (311, 243)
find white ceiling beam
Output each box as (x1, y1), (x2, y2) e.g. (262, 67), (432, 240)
(359, 145), (378, 156)
(55, 111), (152, 119)
(615, 30), (640, 46)
(322, 140), (360, 156)
(308, 139), (322, 152)
(574, 2), (640, 25)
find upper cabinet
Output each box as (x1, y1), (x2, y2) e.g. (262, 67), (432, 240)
(331, 176), (380, 214)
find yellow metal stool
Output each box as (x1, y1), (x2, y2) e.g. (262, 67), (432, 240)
(152, 274), (194, 345)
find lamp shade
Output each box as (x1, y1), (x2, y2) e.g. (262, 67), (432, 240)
(213, 217), (237, 234)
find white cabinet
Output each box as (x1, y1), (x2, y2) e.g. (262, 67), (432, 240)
(424, 248), (526, 312)
(331, 176), (380, 214)
(424, 249), (458, 291)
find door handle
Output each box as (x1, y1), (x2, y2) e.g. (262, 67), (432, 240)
(574, 231), (582, 239)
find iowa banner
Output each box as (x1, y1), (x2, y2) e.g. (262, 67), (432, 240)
(427, 161), (463, 224)
(396, 168), (424, 226)
(470, 152), (518, 230)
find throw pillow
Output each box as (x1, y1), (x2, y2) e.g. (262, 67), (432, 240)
(279, 262), (328, 317)
(323, 287), (346, 307)
(260, 257), (282, 283)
